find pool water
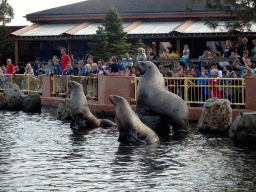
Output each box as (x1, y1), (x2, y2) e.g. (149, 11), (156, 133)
(0, 108), (256, 191)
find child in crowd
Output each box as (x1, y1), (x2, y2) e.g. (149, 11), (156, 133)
(52, 59), (63, 75)
(1, 65), (6, 74)
(45, 60), (54, 75)
(91, 63), (98, 75)
(108, 57), (123, 75)
(63, 64), (73, 75)
(81, 64), (93, 97)
(24, 63), (34, 75)
(180, 44), (190, 68)
(72, 62), (80, 76)
(124, 65), (131, 76)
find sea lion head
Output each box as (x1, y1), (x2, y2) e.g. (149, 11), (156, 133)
(109, 95), (126, 106)
(68, 80), (83, 90)
(135, 60), (156, 75)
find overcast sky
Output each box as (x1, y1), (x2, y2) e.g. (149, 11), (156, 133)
(7, 0), (84, 26)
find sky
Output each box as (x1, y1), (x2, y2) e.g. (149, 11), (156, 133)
(7, 0), (84, 26)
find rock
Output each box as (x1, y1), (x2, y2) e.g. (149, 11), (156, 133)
(0, 99), (8, 110)
(137, 114), (171, 136)
(56, 99), (72, 120)
(197, 98), (232, 133)
(3, 83), (24, 110)
(23, 92), (41, 113)
(229, 112), (256, 146)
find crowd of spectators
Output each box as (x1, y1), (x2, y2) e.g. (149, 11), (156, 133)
(1, 38), (255, 104)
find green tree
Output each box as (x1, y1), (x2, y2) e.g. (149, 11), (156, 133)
(88, 26), (110, 62)
(0, 0), (14, 26)
(103, 5), (130, 59)
(187, 0), (256, 31)
(0, 26), (14, 64)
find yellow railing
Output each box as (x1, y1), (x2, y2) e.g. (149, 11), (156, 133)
(0, 74), (42, 93)
(132, 77), (246, 106)
(51, 75), (98, 98)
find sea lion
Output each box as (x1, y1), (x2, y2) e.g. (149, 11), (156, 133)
(68, 80), (116, 129)
(135, 60), (189, 133)
(109, 95), (160, 145)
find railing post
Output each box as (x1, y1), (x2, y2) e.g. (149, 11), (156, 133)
(245, 76), (256, 110)
(184, 77), (188, 103)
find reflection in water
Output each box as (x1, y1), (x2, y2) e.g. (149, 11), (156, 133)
(0, 108), (256, 191)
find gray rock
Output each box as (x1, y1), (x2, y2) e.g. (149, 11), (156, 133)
(197, 98), (232, 133)
(4, 83), (24, 110)
(56, 99), (72, 120)
(23, 92), (41, 112)
(229, 112), (256, 145)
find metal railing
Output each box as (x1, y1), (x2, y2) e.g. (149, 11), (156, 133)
(51, 75), (98, 97)
(131, 77), (246, 106)
(0, 74), (42, 93)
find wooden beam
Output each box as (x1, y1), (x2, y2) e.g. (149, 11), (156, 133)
(11, 23), (42, 36)
(65, 22), (91, 35)
(123, 21), (143, 33)
(176, 38), (181, 56)
(174, 20), (196, 33)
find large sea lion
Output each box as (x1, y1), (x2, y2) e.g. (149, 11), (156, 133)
(135, 60), (189, 133)
(68, 80), (116, 129)
(109, 95), (160, 145)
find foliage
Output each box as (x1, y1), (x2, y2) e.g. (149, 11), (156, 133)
(88, 27), (110, 62)
(0, 26), (14, 64)
(0, 0), (14, 25)
(103, 5), (131, 60)
(159, 51), (180, 69)
(187, 0), (256, 31)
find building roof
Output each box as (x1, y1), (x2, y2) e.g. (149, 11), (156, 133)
(26, 0), (219, 20)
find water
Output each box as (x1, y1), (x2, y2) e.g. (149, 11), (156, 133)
(0, 108), (256, 191)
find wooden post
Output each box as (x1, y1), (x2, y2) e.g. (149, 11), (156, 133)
(15, 40), (19, 66)
(156, 42), (160, 57)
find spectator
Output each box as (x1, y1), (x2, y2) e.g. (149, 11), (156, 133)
(124, 65), (132, 76)
(121, 53), (133, 67)
(45, 60), (54, 75)
(78, 60), (85, 76)
(233, 56), (255, 77)
(107, 57), (124, 76)
(52, 55), (58, 63)
(235, 36), (243, 53)
(243, 68), (253, 78)
(130, 66), (136, 77)
(189, 68), (198, 78)
(63, 64), (73, 75)
(221, 65), (237, 109)
(60, 47), (70, 71)
(211, 63), (222, 77)
(82, 64), (93, 97)
(13, 66), (24, 75)
(80, 55), (95, 75)
(24, 63), (34, 75)
(207, 69), (222, 99)
(6, 59), (14, 74)
(237, 37), (251, 58)
(171, 61), (188, 77)
(33, 57), (43, 76)
(52, 59), (63, 75)
(90, 63), (98, 75)
(72, 62), (80, 76)
(223, 40), (235, 58)
(180, 44), (190, 68)
(252, 39), (256, 58)
(1, 65), (6, 74)
(137, 48), (146, 60)
(198, 65), (211, 104)
(198, 50), (210, 76)
(146, 48), (157, 60)
(188, 68), (199, 107)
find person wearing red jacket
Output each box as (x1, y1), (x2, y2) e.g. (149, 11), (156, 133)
(6, 59), (14, 74)
(60, 47), (70, 71)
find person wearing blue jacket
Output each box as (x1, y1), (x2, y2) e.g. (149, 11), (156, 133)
(33, 57), (44, 76)
(53, 60), (63, 75)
